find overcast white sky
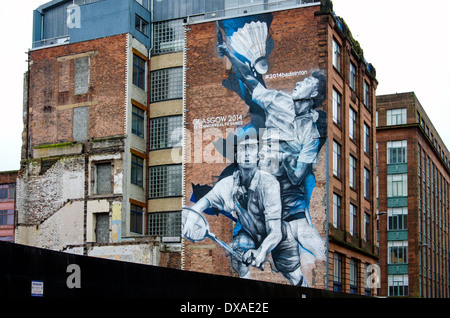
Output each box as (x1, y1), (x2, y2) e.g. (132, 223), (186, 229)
(1, 0), (449, 172)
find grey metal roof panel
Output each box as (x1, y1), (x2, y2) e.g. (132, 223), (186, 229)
(36, 0), (70, 13)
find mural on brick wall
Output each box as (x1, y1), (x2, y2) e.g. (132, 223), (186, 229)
(182, 11), (327, 288)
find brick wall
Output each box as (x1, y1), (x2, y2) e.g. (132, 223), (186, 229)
(27, 34), (128, 149)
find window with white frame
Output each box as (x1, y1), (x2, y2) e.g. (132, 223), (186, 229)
(149, 116), (183, 150)
(388, 241), (408, 264)
(349, 107), (357, 141)
(364, 168), (370, 199)
(350, 155), (357, 189)
(364, 81), (370, 108)
(350, 62), (356, 91)
(150, 67), (183, 103)
(148, 165), (182, 198)
(388, 207), (408, 231)
(333, 253), (342, 292)
(387, 174), (408, 197)
(364, 123), (370, 154)
(386, 108), (407, 126)
(388, 274), (409, 297)
(333, 193), (341, 228)
(333, 141), (341, 178)
(387, 140), (407, 164)
(332, 88), (341, 126)
(350, 203), (357, 236)
(364, 212), (370, 242)
(332, 39), (341, 72)
(350, 258), (358, 294)
(153, 19), (184, 55)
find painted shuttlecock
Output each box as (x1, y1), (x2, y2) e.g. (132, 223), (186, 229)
(228, 21), (270, 75)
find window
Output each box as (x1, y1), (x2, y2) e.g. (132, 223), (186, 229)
(364, 81), (370, 108)
(73, 106), (88, 142)
(333, 141), (341, 178)
(132, 105), (145, 138)
(388, 241), (408, 264)
(135, 14), (149, 36)
(0, 184), (15, 200)
(364, 213), (370, 242)
(350, 259), (358, 294)
(389, 275), (409, 297)
(0, 210), (14, 226)
(350, 155), (357, 189)
(133, 54), (146, 90)
(364, 123), (370, 154)
(364, 264), (373, 296)
(387, 140), (407, 164)
(386, 108), (407, 126)
(332, 89), (341, 126)
(149, 116), (183, 150)
(94, 163), (111, 195)
(74, 56), (90, 95)
(349, 107), (357, 141)
(388, 207), (408, 231)
(149, 165), (182, 198)
(350, 204), (357, 236)
(332, 39), (341, 72)
(364, 168), (370, 199)
(333, 193), (341, 229)
(150, 67), (183, 103)
(131, 154), (144, 187)
(130, 204), (143, 234)
(95, 213), (109, 244)
(333, 253), (342, 292)
(153, 19), (184, 55)
(387, 174), (408, 197)
(148, 211), (182, 240)
(350, 62), (356, 90)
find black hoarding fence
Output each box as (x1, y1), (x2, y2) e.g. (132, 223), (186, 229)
(0, 241), (362, 300)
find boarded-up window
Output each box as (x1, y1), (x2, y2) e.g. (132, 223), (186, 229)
(75, 57), (89, 95)
(95, 213), (109, 243)
(73, 106), (89, 142)
(95, 163), (111, 194)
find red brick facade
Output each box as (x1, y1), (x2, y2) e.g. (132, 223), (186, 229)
(377, 92), (450, 297)
(27, 34), (128, 149)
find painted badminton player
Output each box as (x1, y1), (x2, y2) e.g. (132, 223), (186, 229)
(216, 37), (327, 264)
(182, 127), (308, 286)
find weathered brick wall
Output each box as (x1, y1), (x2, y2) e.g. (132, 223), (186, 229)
(0, 171), (18, 184)
(28, 34), (127, 148)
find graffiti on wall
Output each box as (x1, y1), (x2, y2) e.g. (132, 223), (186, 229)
(182, 12), (327, 287)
